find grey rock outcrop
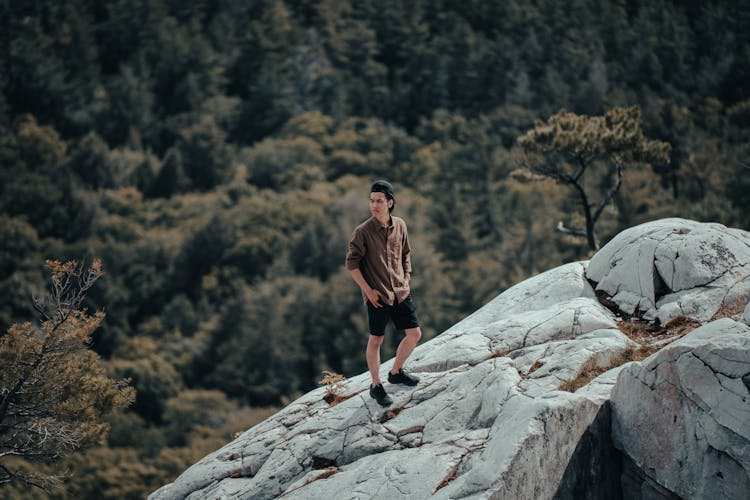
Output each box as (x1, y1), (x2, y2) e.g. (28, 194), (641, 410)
(587, 218), (750, 324)
(611, 318), (750, 498)
(151, 262), (629, 500)
(151, 219), (750, 500)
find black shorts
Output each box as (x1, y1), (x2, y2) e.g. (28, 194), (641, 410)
(367, 294), (420, 336)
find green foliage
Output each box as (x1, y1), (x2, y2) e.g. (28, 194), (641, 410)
(198, 277), (323, 405)
(242, 136), (325, 190)
(519, 107), (670, 164)
(161, 390), (238, 447)
(109, 338), (182, 423)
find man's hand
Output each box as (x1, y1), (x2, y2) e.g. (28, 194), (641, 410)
(349, 268), (383, 307)
(365, 288), (382, 308)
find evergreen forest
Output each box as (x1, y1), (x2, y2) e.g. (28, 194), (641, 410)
(1, 0), (749, 497)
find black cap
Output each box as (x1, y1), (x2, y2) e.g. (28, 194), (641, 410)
(371, 180), (394, 200)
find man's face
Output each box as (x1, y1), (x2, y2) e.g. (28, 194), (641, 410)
(369, 192), (392, 218)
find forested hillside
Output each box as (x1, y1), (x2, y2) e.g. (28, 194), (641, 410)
(1, 0), (749, 497)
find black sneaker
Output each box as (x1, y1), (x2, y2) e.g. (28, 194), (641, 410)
(388, 368), (420, 386)
(369, 383), (393, 407)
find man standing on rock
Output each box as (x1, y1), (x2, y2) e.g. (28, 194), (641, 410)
(346, 180), (422, 407)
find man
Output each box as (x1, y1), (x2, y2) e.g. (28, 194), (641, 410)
(345, 180), (422, 407)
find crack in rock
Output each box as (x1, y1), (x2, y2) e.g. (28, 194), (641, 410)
(691, 350), (750, 380)
(522, 311), (569, 347)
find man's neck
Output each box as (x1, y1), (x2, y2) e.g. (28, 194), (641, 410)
(374, 214), (391, 227)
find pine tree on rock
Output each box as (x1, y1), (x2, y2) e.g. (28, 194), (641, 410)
(516, 106), (670, 250)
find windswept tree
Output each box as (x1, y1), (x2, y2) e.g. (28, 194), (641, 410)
(516, 106), (670, 250)
(0, 260), (135, 491)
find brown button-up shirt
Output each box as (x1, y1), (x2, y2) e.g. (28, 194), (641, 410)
(345, 216), (412, 306)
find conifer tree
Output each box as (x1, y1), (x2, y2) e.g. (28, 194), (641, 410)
(516, 106), (670, 250)
(0, 260), (135, 490)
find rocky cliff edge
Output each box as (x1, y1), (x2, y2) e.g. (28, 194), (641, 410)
(150, 218), (750, 500)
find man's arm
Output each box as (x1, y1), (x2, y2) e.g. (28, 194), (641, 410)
(349, 268), (383, 308)
(345, 227), (382, 307)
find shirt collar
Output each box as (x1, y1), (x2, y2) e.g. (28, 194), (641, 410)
(369, 216), (393, 230)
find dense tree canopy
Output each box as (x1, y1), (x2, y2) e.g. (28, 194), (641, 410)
(1, 0), (748, 497)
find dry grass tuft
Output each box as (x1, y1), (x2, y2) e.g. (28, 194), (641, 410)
(664, 316), (702, 334)
(618, 314), (701, 350)
(319, 370), (352, 407)
(558, 357), (608, 392)
(617, 319), (661, 343)
(558, 344), (658, 393)
(559, 338), (677, 393)
(620, 344), (657, 363)
(577, 283), (748, 394)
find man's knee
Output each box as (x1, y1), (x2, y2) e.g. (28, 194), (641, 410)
(368, 334), (385, 347)
(406, 327), (421, 341)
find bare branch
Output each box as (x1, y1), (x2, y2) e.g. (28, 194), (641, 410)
(592, 162), (624, 223)
(0, 461), (64, 492)
(573, 155), (587, 183)
(556, 221), (587, 237)
(32, 295), (52, 322)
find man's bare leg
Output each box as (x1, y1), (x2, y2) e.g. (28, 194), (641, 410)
(390, 327), (421, 374)
(367, 334), (385, 386)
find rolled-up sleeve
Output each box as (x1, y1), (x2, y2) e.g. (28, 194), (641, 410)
(345, 228), (365, 270)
